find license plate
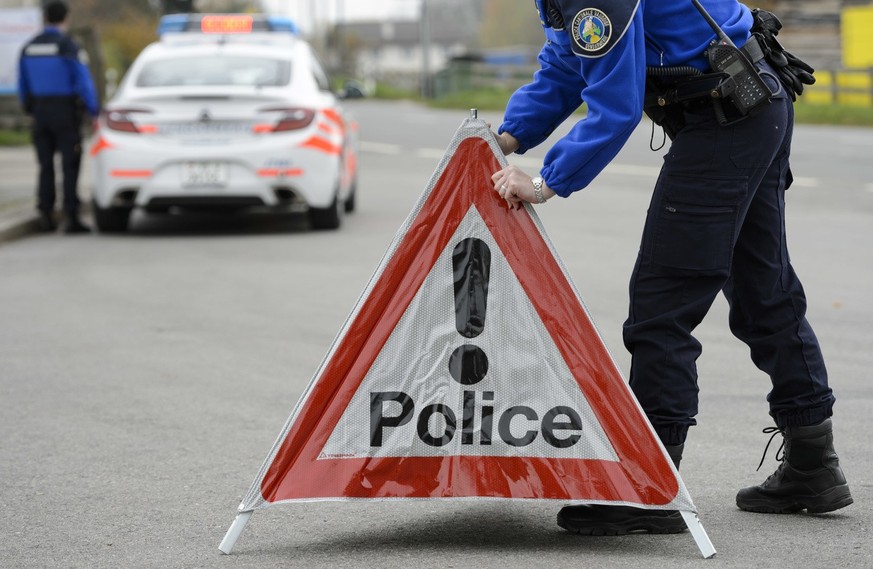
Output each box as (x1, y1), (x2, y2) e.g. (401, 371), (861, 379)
(182, 161), (228, 187)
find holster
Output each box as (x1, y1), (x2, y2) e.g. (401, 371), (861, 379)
(643, 91), (685, 141)
(644, 72), (725, 139)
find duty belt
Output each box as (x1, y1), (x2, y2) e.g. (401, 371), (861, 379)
(741, 34), (766, 65)
(645, 35), (766, 108)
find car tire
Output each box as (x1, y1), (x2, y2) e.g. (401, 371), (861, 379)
(93, 200), (132, 233)
(308, 192), (341, 230)
(344, 178), (357, 213)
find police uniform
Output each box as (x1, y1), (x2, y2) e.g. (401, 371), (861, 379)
(499, 0), (850, 531)
(18, 24), (99, 225)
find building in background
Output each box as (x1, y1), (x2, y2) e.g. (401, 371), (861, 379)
(324, 0), (873, 100)
(330, 0), (482, 94)
(0, 5), (41, 98)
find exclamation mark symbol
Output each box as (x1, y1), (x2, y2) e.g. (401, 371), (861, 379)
(449, 237), (491, 386)
(450, 238), (491, 446)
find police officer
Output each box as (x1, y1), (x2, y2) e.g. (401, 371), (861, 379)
(490, 0), (852, 534)
(18, 0), (99, 234)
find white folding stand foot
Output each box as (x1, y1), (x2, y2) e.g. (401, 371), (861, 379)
(219, 510), (253, 555)
(680, 510), (716, 559)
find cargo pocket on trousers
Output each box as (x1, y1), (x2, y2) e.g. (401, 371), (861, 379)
(651, 174), (748, 274)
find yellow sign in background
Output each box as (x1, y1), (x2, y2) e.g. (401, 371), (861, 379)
(804, 5), (873, 106)
(842, 5), (873, 68)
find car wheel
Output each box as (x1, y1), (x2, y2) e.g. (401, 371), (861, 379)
(308, 192), (341, 230)
(344, 178), (357, 213)
(93, 200), (132, 233)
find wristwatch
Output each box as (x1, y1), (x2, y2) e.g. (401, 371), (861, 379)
(531, 176), (546, 204)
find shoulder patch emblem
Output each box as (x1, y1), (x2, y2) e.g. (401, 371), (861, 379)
(571, 8), (612, 53)
(25, 43), (60, 57)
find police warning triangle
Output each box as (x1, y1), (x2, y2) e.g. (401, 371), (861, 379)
(221, 116), (715, 558)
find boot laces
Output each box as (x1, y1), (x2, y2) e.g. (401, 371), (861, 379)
(756, 426), (785, 471)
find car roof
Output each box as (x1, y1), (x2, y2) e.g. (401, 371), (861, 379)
(140, 13), (306, 60)
(110, 15), (328, 102)
(111, 36), (327, 104)
(139, 34), (304, 60)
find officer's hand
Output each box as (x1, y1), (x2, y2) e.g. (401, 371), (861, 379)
(484, 124), (519, 155)
(491, 165), (555, 209)
(495, 131), (520, 156)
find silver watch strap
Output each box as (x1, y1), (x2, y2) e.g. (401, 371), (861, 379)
(532, 177), (546, 204)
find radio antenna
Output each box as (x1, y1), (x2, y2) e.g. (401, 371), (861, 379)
(690, 0), (735, 46)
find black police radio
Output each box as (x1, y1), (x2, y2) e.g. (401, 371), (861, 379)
(692, 0), (771, 116)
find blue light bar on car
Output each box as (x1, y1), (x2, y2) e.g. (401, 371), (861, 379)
(157, 14), (299, 37)
(265, 17), (298, 35)
(157, 14), (189, 35)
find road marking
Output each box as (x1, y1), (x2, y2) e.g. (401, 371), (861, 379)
(603, 163), (661, 177)
(791, 176), (820, 188)
(839, 135), (873, 146)
(509, 156), (544, 169)
(360, 141), (402, 155)
(511, 156), (660, 177)
(414, 148), (447, 160)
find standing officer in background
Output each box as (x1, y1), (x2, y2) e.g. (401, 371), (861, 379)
(491, 0), (852, 535)
(18, 0), (99, 234)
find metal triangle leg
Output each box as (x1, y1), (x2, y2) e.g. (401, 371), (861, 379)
(219, 510), (253, 555)
(680, 510), (716, 558)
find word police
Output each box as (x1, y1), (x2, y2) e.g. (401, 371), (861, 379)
(370, 390), (584, 448)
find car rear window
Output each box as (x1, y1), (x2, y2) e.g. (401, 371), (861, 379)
(135, 56), (291, 88)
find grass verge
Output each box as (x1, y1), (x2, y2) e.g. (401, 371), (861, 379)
(0, 130), (30, 146)
(373, 83), (421, 101)
(793, 102), (873, 126)
(430, 87), (513, 111)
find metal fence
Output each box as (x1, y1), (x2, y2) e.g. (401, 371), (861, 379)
(803, 69), (873, 107)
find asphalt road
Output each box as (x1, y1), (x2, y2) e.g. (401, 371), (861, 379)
(1, 100), (871, 568)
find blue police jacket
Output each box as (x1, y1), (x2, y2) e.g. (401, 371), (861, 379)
(499, 0), (752, 196)
(17, 26), (100, 118)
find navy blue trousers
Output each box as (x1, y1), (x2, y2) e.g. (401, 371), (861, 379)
(625, 63), (834, 446)
(31, 98), (84, 216)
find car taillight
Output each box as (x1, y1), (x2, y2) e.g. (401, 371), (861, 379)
(104, 109), (155, 134)
(254, 108), (315, 133)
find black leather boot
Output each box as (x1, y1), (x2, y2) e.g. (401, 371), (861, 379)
(39, 211), (56, 232)
(557, 444), (687, 535)
(63, 216), (91, 234)
(736, 418), (853, 514)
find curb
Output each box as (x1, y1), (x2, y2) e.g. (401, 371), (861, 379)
(0, 211), (39, 246)
(0, 204), (93, 246)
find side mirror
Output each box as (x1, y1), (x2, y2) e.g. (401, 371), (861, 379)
(338, 80), (366, 100)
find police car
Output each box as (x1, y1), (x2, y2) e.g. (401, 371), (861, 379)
(89, 14), (358, 232)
